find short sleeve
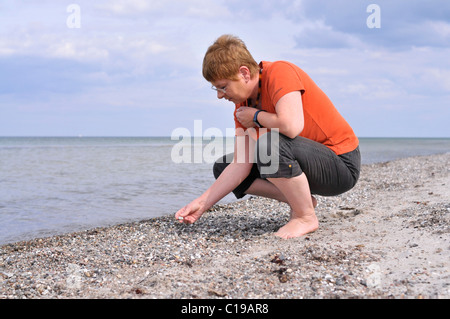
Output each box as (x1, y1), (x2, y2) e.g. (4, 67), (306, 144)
(266, 61), (305, 107)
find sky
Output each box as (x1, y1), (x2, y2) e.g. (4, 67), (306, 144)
(0, 0), (449, 137)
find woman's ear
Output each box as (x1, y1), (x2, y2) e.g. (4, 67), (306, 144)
(239, 66), (251, 83)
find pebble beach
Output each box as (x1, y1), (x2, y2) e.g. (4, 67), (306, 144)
(1, 153), (449, 299)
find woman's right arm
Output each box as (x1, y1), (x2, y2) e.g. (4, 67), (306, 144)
(175, 130), (255, 224)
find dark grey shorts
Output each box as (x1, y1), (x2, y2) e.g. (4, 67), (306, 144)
(213, 133), (361, 198)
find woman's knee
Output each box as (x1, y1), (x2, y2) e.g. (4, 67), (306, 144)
(213, 153), (233, 179)
(256, 132), (301, 178)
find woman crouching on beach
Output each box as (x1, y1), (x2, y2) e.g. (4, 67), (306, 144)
(175, 35), (361, 239)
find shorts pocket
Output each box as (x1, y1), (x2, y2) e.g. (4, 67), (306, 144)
(259, 160), (301, 179)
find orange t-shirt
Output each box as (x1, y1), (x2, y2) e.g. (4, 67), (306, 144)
(234, 61), (359, 155)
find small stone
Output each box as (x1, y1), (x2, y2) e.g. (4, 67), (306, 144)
(279, 274), (288, 283)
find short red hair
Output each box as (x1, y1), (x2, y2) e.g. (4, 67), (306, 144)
(202, 34), (259, 82)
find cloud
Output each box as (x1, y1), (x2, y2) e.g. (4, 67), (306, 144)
(293, 19), (364, 49)
(0, 0), (449, 137)
(283, 0), (450, 49)
(98, 0), (230, 19)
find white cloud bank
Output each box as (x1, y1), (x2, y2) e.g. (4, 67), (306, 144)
(0, 0), (449, 137)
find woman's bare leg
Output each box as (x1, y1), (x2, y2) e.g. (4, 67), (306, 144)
(266, 173), (319, 239)
(245, 178), (317, 208)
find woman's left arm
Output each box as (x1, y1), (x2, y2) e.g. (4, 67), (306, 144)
(236, 91), (304, 139)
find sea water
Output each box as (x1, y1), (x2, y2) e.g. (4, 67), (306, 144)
(0, 136), (449, 245)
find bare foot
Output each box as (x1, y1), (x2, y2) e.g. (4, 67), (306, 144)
(275, 213), (319, 239)
(280, 197), (318, 239)
(267, 175), (319, 239)
(290, 196), (317, 219)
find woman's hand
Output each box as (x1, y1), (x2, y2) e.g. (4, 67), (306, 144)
(236, 92), (304, 138)
(175, 198), (207, 224)
(235, 106), (257, 128)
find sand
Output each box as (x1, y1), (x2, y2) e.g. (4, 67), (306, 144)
(0, 153), (449, 299)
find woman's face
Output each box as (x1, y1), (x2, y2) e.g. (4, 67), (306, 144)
(211, 69), (252, 104)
